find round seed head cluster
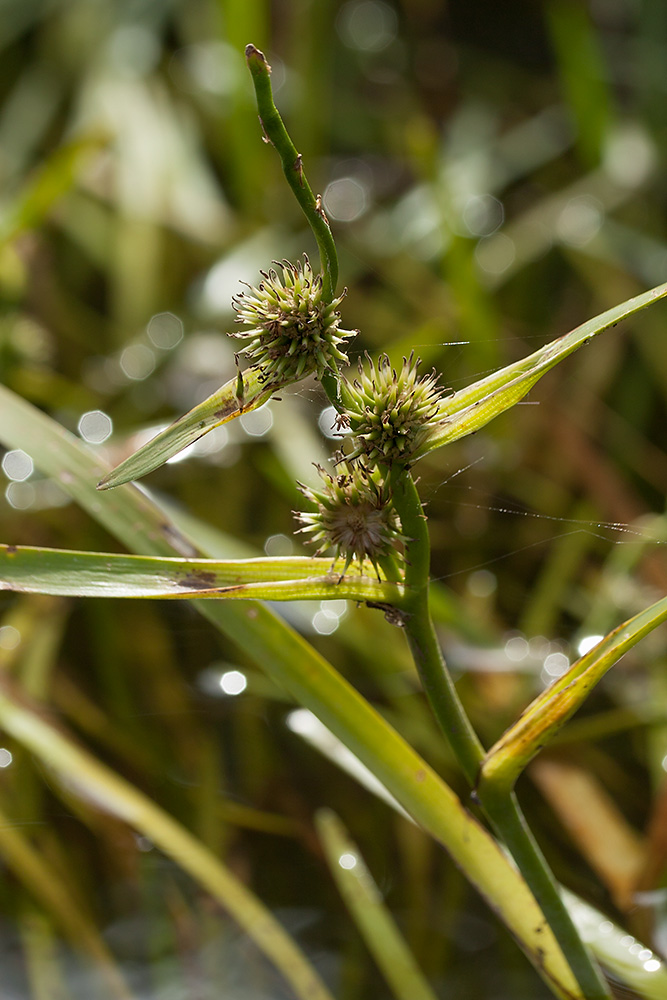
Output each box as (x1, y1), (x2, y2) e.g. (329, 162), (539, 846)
(295, 460), (404, 575)
(343, 353), (444, 466)
(230, 257), (356, 385)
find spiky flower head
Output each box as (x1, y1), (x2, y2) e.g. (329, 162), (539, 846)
(342, 353), (444, 466)
(294, 459), (404, 576)
(230, 256), (357, 385)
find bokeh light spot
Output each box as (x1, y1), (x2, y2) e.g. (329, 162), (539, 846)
(323, 177), (368, 222)
(78, 411), (113, 444)
(577, 634), (604, 656)
(0, 626), (20, 650)
(219, 670), (248, 696)
(5, 482), (35, 509)
(147, 312), (184, 350)
(462, 194), (504, 236)
(264, 534), (293, 556)
(475, 233), (516, 275)
(337, 1), (398, 52)
(2, 449), (33, 482)
(120, 344), (156, 381)
(240, 405), (273, 437)
(338, 853), (358, 870)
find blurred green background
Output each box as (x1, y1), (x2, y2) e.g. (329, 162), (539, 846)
(1, 1), (667, 997)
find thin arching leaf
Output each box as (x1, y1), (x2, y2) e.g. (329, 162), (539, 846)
(479, 595), (667, 794)
(101, 282), (667, 487)
(561, 891), (667, 1000)
(316, 809), (439, 1000)
(97, 366), (273, 490)
(0, 674), (335, 1000)
(0, 133), (106, 248)
(421, 280), (667, 455)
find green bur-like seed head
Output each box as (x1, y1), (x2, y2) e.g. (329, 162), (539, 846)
(342, 353), (445, 466)
(294, 460), (404, 575)
(230, 256), (356, 385)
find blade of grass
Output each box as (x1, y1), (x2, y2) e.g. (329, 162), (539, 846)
(0, 544), (403, 604)
(0, 674), (336, 1000)
(98, 259), (667, 492)
(546, 0), (613, 168)
(479, 594), (667, 796)
(316, 809), (439, 1000)
(297, 693), (667, 997)
(423, 280), (667, 456)
(561, 890), (667, 1000)
(0, 802), (133, 1000)
(0, 383), (585, 999)
(0, 133), (106, 248)
(20, 908), (68, 1000)
(97, 368), (272, 490)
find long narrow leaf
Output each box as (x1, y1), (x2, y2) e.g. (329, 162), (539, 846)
(102, 281), (667, 486)
(316, 809), (439, 1000)
(0, 675), (335, 1000)
(0, 802), (133, 1000)
(97, 367), (272, 489)
(0, 384), (584, 999)
(0, 134), (106, 248)
(0, 544), (402, 604)
(423, 280), (667, 454)
(479, 594), (667, 793)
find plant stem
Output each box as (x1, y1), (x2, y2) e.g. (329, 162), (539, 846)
(244, 41), (609, 994)
(391, 469), (612, 1000)
(391, 471), (484, 785)
(245, 43), (339, 299)
(481, 785), (612, 1000)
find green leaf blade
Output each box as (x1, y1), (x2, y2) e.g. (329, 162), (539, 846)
(97, 368), (273, 490)
(316, 809), (440, 1000)
(480, 594), (667, 792)
(0, 545), (403, 605)
(423, 280), (667, 455)
(0, 675), (336, 1000)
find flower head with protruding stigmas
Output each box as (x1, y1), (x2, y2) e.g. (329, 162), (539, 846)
(294, 459), (404, 577)
(341, 353), (445, 467)
(230, 256), (356, 386)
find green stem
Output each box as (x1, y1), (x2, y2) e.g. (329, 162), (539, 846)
(245, 44), (339, 299)
(391, 471), (484, 786)
(391, 469), (611, 1000)
(481, 787), (611, 1000)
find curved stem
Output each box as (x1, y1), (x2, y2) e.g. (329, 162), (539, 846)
(391, 471), (484, 786)
(391, 469), (611, 1000)
(481, 788), (611, 1000)
(246, 44), (339, 299)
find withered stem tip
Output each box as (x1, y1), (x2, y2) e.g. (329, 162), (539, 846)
(245, 43), (271, 73)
